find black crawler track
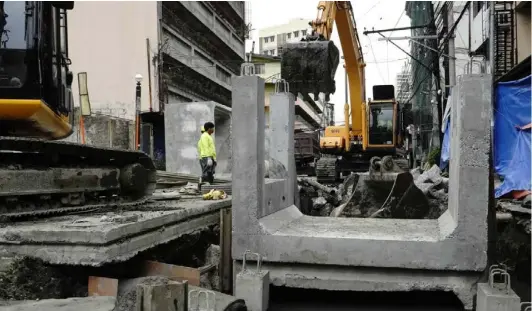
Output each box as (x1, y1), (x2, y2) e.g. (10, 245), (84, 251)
(0, 137), (157, 222)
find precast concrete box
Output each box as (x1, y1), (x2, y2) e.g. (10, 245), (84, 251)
(231, 74), (493, 310)
(165, 101), (232, 178)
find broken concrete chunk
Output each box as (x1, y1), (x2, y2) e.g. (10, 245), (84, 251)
(416, 165), (442, 185)
(410, 167), (422, 180)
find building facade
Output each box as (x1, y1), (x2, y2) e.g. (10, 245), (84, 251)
(434, 1), (531, 82)
(395, 62), (412, 104)
(67, 1), (247, 169)
(159, 1), (247, 107)
(258, 18), (311, 56)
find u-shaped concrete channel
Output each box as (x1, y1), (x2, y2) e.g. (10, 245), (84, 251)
(231, 74), (493, 310)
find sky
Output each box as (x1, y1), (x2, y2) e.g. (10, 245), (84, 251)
(246, 0), (413, 123)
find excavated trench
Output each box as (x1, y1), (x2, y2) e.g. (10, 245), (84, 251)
(0, 225), (220, 301)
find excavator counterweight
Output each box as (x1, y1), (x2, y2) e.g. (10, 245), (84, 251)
(281, 40), (340, 99)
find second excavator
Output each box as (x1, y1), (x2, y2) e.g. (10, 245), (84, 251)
(281, 1), (410, 184)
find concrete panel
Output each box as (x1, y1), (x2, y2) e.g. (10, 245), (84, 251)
(1, 297), (116, 311)
(165, 101), (231, 177)
(269, 94), (298, 208)
(231, 75), (265, 238)
(231, 75), (492, 310)
(0, 199), (231, 266)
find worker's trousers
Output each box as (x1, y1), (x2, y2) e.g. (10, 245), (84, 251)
(199, 157), (216, 184)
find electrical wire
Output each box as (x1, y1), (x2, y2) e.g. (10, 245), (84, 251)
(367, 37), (386, 84)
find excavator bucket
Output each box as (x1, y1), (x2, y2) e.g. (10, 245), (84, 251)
(281, 40), (340, 98)
(332, 156), (429, 219)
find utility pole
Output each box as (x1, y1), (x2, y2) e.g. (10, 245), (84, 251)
(447, 2), (456, 87)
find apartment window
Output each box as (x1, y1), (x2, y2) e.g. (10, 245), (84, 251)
(294, 30), (299, 38)
(277, 47), (283, 56)
(271, 49), (276, 55)
(264, 37), (268, 43)
(287, 32), (292, 39)
(269, 36), (275, 42)
(254, 63), (265, 74)
(302, 29), (307, 36)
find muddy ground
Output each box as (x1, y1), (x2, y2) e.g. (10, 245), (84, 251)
(0, 224), (219, 301)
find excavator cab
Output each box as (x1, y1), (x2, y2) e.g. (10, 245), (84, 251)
(366, 85), (397, 149)
(0, 1), (75, 139)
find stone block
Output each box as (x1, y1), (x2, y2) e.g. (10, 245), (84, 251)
(476, 283), (521, 311)
(136, 280), (188, 311)
(235, 265), (270, 311)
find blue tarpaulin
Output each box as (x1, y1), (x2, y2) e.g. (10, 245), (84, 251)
(440, 118), (451, 170)
(440, 75), (531, 198)
(494, 75), (532, 198)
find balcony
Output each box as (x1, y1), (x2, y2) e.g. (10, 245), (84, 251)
(180, 1), (245, 59)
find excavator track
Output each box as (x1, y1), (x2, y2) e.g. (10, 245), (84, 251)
(316, 157), (337, 184)
(0, 137), (157, 222)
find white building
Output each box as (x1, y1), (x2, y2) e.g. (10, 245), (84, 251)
(258, 18), (311, 56)
(395, 63), (411, 104)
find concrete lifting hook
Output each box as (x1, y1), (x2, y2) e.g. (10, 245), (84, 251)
(488, 265), (511, 294)
(242, 250), (263, 274)
(188, 289), (216, 311)
(274, 79), (290, 94)
(240, 63), (255, 76)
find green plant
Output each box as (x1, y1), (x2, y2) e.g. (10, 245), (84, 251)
(427, 147), (441, 167)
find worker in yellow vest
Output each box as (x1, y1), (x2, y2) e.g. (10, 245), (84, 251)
(197, 122), (217, 184)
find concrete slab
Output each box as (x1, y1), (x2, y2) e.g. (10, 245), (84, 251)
(165, 101), (232, 177)
(0, 296), (116, 311)
(231, 75), (493, 310)
(0, 199), (231, 266)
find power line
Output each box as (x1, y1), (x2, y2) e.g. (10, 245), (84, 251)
(367, 38), (386, 84)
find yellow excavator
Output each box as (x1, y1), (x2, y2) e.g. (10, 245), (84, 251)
(281, 1), (409, 183)
(0, 2), (156, 221)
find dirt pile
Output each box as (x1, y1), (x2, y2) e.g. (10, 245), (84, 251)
(0, 257), (86, 301)
(298, 165), (449, 219)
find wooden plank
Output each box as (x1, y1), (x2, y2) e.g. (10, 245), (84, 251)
(88, 276), (118, 297)
(141, 260), (200, 286)
(219, 207), (233, 294)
